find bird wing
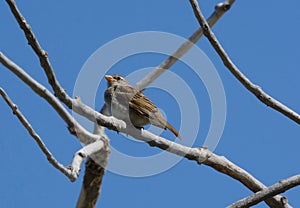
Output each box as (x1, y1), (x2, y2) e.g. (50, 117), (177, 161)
(130, 90), (158, 117)
(114, 85), (157, 117)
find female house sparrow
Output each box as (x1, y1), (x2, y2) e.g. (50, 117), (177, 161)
(104, 74), (182, 139)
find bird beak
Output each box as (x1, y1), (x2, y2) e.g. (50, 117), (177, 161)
(105, 75), (115, 82)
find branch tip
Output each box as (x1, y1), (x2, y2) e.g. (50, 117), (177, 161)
(215, 2), (231, 12)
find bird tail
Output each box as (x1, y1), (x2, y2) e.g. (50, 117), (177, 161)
(165, 122), (182, 139)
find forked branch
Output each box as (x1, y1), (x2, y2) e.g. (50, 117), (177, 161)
(228, 174), (300, 208)
(0, 88), (77, 181)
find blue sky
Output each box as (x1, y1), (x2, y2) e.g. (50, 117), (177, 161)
(1, 1), (300, 207)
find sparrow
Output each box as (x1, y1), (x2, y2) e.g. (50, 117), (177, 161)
(104, 74), (182, 139)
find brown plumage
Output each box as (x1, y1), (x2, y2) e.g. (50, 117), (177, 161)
(104, 74), (182, 139)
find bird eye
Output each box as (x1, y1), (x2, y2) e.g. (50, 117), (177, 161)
(116, 77), (120, 80)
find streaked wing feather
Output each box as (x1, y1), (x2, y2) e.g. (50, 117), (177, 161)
(113, 85), (157, 117)
(130, 92), (158, 117)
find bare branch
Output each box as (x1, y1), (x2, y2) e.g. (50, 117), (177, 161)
(0, 88), (77, 181)
(71, 97), (126, 132)
(135, 0), (236, 91)
(76, 106), (111, 208)
(5, 0), (73, 108)
(114, 122), (289, 208)
(0, 52), (99, 145)
(93, 108), (291, 208)
(76, 157), (108, 208)
(3, 1), (295, 207)
(1, 50), (290, 207)
(228, 174), (300, 208)
(189, 0), (300, 125)
(205, 154), (290, 208)
(71, 140), (106, 178)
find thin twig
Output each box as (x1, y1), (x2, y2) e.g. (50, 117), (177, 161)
(135, 0), (236, 91)
(0, 88), (77, 181)
(189, 0), (300, 125)
(228, 174), (300, 208)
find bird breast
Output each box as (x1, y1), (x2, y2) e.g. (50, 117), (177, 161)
(105, 85), (132, 122)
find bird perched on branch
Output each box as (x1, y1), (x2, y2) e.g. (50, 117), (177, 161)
(104, 74), (181, 139)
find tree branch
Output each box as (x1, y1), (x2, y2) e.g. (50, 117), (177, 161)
(1, 51), (290, 207)
(0, 52), (99, 145)
(4, 0), (296, 207)
(135, 0), (236, 91)
(0, 88), (77, 181)
(76, 106), (111, 208)
(228, 174), (300, 208)
(70, 140), (107, 178)
(5, 0), (73, 108)
(189, 0), (300, 125)
(76, 158), (108, 208)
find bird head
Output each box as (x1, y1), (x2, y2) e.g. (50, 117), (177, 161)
(105, 74), (129, 87)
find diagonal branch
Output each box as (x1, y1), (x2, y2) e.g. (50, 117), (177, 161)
(0, 88), (77, 181)
(106, 122), (290, 208)
(0, 51), (290, 208)
(5, 0), (72, 108)
(0, 52), (99, 145)
(228, 174), (300, 208)
(189, 0), (300, 125)
(135, 0), (236, 91)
